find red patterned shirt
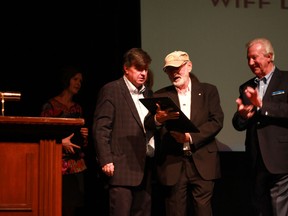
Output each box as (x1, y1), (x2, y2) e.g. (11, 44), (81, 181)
(40, 98), (87, 175)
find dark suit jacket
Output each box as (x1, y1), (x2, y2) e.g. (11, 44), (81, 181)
(232, 68), (288, 174)
(93, 77), (153, 186)
(145, 78), (224, 185)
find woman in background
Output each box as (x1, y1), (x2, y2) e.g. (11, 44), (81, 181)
(40, 66), (88, 216)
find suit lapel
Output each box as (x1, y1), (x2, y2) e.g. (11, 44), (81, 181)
(190, 83), (202, 121)
(263, 68), (281, 101)
(117, 78), (145, 130)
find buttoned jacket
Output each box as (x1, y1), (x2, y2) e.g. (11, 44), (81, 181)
(232, 68), (288, 174)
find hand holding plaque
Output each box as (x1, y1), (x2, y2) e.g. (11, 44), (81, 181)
(140, 97), (199, 133)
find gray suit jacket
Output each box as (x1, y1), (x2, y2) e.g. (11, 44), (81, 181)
(93, 77), (153, 186)
(232, 68), (288, 174)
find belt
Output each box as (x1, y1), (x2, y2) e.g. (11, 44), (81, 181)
(183, 150), (192, 157)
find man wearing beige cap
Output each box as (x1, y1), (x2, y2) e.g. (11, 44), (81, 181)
(145, 51), (224, 216)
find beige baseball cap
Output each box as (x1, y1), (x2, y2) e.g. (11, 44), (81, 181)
(163, 51), (190, 71)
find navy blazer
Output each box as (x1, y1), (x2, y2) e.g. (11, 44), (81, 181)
(145, 78), (224, 185)
(232, 68), (288, 174)
(93, 77), (153, 186)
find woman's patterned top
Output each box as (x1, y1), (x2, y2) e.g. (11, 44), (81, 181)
(40, 98), (87, 175)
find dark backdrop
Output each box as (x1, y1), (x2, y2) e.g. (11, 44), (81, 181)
(2, 2), (141, 215)
(2, 1), (141, 124)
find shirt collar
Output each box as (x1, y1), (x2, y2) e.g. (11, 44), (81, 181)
(254, 66), (275, 85)
(123, 75), (146, 94)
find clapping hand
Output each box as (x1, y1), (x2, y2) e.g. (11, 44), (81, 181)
(236, 98), (255, 119)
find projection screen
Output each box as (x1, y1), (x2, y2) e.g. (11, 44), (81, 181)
(141, 0), (288, 151)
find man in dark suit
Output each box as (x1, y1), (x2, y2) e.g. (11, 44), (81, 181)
(232, 37), (288, 216)
(93, 48), (154, 216)
(144, 51), (224, 216)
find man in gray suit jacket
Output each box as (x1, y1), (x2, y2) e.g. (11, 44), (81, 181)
(144, 51), (224, 216)
(232, 38), (288, 216)
(93, 48), (154, 216)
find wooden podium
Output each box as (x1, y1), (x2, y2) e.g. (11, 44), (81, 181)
(0, 116), (85, 216)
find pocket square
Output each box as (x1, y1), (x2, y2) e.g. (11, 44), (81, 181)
(272, 90), (285, 96)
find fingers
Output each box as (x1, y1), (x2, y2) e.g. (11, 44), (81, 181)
(168, 111), (180, 119)
(66, 133), (74, 139)
(156, 103), (161, 111)
(102, 163), (114, 176)
(62, 133), (74, 144)
(235, 98), (242, 106)
(63, 144), (75, 154)
(247, 110), (255, 118)
(80, 127), (88, 136)
(70, 143), (81, 149)
(62, 142), (80, 155)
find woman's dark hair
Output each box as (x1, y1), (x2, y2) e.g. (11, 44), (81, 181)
(61, 66), (83, 90)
